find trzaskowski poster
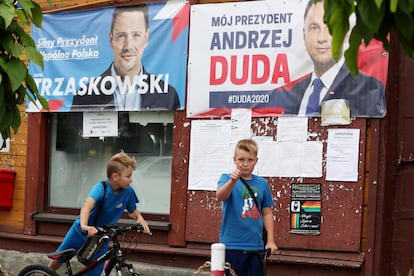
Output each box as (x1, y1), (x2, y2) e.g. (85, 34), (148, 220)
(27, 1), (189, 112)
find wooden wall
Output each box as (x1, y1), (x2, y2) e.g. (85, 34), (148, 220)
(0, 107), (28, 231)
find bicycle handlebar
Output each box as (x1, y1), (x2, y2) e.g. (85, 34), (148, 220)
(81, 223), (146, 237)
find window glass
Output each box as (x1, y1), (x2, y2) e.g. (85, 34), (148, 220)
(49, 112), (173, 214)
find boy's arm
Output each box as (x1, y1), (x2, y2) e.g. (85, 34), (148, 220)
(80, 197), (98, 237)
(262, 206), (278, 254)
(216, 169), (241, 201)
(128, 209), (151, 234)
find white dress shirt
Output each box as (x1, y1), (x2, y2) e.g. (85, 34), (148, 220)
(298, 58), (345, 116)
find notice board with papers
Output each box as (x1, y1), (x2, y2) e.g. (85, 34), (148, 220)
(185, 117), (366, 252)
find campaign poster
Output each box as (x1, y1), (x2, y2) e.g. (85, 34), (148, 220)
(187, 0), (388, 118)
(290, 183), (321, 235)
(27, 1), (189, 112)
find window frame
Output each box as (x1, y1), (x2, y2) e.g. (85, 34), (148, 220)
(25, 107), (188, 246)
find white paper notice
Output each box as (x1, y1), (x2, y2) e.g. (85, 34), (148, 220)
(257, 140), (322, 177)
(256, 138), (279, 176)
(188, 120), (232, 190)
(83, 112), (118, 137)
(276, 117), (308, 141)
(326, 128), (360, 182)
(230, 108), (252, 143)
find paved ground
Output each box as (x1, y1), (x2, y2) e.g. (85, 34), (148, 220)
(0, 249), (210, 276)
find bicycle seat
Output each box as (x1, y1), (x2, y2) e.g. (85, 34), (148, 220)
(47, 248), (77, 260)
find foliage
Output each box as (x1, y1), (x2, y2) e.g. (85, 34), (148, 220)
(0, 0), (48, 148)
(323, 0), (414, 75)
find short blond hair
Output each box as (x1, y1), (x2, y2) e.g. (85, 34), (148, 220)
(107, 151), (136, 178)
(235, 139), (258, 157)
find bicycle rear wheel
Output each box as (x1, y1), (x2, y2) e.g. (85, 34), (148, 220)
(18, 264), (59, 276)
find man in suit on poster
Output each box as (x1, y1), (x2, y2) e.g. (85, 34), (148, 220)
(276, 0), (386, 118)
(71, 5), (180, 111)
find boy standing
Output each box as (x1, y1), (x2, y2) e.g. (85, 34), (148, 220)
(216, 139), (278, 276)
(48, 152), (150, 275)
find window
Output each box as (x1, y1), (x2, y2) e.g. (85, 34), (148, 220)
(48, 112), (173, 214)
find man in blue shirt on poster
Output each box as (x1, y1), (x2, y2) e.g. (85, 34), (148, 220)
(71, 5), (180, 111)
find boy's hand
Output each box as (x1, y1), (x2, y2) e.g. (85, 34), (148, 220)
(230, 169), (241, 182)
(265, 241), (279, 255)
(83, 226), (98, 237)
(137, 217), (151, 235)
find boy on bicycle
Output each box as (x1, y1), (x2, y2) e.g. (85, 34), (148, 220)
(48, 152), (151, 275)
(216, 139), (278, 276)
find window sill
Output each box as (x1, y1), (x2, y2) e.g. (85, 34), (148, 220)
(32, 212), (170, 231)
(268, 249), (365, 268)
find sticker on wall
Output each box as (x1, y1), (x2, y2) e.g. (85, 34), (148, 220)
(0, 135), (10, 153)
(290, 183), (321, 235)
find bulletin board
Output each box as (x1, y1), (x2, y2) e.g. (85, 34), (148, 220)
(185, 117), (365, 252)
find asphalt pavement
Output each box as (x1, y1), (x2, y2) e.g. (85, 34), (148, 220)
(0, 249), (210, 276)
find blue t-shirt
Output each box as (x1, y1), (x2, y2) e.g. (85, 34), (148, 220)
(217, 174), (274, 250)
(57, 180), (139, 265)
(85, 180), (139, 227)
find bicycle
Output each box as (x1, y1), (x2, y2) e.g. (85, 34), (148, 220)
(18, 223), (147, 276)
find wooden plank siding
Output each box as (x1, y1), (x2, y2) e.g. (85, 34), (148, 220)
(0, 108), (28, 230)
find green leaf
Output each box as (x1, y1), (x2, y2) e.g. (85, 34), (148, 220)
(331, 8), (349, 61)
(324, 1), (352, 62)
(354, 9), (375, 43)
(25, 46), (44, 68)
(0, 33), (17, 56)
(3, 58), (27, 92)
(25, 72), (39, 96)
(358, 1), (384, 32)
(0, 3), (15, 28)
(407, 0), (414, 11)
(25, 72), (49, 110)
(344, 27), (363, 75)
(31, 2), (43, 28)
(10, 104), (21, 133)
(38, 95), (49, 111)
(16, 85), (27, 105)
(0, 57), (7, 73)
(0, 84), (4, 110)
(0, 93), (11, 130)
(16, 0), (34, 19)
(375, 0), (384, 9)
(398, 32), (414, 56)
(13, 22), (33, 45)
(15, 9), (29, 26)
(394, 9), (414, 42)
(390, 0), (398, 12)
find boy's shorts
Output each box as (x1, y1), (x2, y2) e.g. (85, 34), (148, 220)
(225, 249), (266, 276)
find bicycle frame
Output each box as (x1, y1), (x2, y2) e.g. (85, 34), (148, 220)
(47, 224), (144, 276)
(73, 248), (115, 276)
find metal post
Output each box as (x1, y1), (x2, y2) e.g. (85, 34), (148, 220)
(211, 243), (225, 276)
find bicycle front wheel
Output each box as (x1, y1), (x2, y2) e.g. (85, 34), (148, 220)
(18, 264), (59, 276)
